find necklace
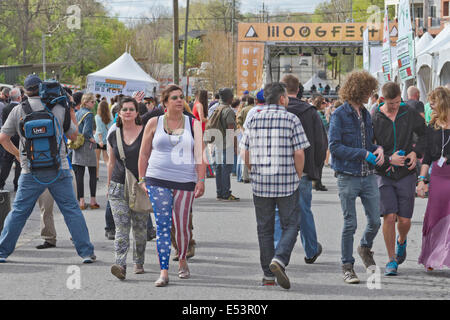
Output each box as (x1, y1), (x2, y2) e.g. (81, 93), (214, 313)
(164, 114), (184, 146)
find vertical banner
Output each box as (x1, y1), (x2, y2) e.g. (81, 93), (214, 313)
(236, 42), (265, 96)
(363, 28), (370, 71)
(397, 0), (415, 81)
(382, 8), (392, 82)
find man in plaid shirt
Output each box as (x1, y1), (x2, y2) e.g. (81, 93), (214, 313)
(240, 82), (310, 289)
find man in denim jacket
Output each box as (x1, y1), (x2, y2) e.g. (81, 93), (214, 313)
(328, 71), (384, 284)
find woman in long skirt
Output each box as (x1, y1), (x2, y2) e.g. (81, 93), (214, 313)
(416, 86), (450, 270)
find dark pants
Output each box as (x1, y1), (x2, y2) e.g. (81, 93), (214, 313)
(0, 151), (21, 191)
(73, 165), (97, 199)
(253, 189), (301, 278)
(214, 148), (234, 198)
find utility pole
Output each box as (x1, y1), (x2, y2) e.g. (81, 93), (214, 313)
(173, 0), (180, 85)
(183, 0), (190, 98)
(231, 0), (236, 92)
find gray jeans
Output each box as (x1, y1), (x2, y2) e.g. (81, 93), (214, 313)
(253, 189), (300, 278)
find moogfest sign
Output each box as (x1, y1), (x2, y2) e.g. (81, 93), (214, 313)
(238, 22), (385, 42)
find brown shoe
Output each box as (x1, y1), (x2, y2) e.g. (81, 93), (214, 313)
(111, 264), (126, 280)
(134, 264), (144, 274)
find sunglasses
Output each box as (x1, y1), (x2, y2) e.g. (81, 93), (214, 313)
(170, 95), (184, 101)
(121, 108), (136, 112)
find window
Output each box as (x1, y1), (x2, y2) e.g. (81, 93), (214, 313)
(415, 6), (423, 18)
(444, 1), (449, 17)
(430, 5), (437, 18)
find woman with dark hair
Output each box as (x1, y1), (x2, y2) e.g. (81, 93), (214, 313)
(312, 95), (328, 191)
(107, 96), (148, 279)
(72, 93), (100, 209)
(192, 90), (208, 132)
(94, 101), (113, 180)
(138, 84), (206, 287)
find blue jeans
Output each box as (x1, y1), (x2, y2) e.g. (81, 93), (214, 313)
(337, 173), (381, 265)
(0, 169), (94, 259)
(215, 148), (234, 198)
(274, 176), (318, 259)
(253, 189), (300, 278)
(236, 154), (243, 182)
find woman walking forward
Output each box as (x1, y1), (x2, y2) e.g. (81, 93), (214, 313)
(139, 84), (206, 287)
(417, 86), (450, 270)
(107, 97), (148, 279)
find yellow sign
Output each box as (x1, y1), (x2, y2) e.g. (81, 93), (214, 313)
(237, 42), (265, 95)
(238, 23), (386, 42)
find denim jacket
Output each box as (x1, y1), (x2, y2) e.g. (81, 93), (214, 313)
(328, 102), (379, 176)
(75, 107), (94, 140)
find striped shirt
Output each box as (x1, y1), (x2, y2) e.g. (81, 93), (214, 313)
(240, 104), (310, 198)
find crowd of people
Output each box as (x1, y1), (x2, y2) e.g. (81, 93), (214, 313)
(0, 70), (448, 290)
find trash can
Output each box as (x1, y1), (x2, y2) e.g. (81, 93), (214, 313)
(0, 190), (11, 234)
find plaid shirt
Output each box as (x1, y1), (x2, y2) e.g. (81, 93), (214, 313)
(240, 104), (310, 198)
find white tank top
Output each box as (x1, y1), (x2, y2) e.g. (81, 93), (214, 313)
(146, 115), (197, 183)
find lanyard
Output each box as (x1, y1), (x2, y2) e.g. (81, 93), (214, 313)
(442, 129), (450, 157)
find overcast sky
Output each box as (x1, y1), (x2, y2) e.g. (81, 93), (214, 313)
(103, 0), (326, 20)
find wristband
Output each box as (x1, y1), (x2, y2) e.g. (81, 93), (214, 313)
(138, 177), (145, 184)
(198, 178), (205, 183)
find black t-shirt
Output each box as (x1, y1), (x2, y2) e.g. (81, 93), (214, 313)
(108, 127), (144, 184)
(423, 126), (450, 166)
(406, 100), (425, 115)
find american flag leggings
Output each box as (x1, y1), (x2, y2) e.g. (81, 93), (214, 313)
(147, 185), (195, 270)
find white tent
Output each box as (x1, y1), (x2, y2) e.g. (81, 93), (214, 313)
(437, 41), (450, 86)
(416, 24), (450, 99)
(303, 74), (331, 92)
(86, 52), (159, 99)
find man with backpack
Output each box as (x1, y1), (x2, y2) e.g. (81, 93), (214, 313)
(0, 75), (95, 263)
(206, 88), (239, 201)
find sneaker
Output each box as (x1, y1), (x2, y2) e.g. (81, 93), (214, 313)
(82, 255), (97, 264)
(134, 264), (145, 274)
(36, 241), (56, 249)
(304, 243), (322, 264)
(395, 237), (407, 265)
(105, 230), (115, 240)
(269, 260), (290, 289)
(342, 264), (360, 284)
(111, 264), (126, 280)
(261, 278), (276, 286)
(0, 257), (6, 263)
(357, 246), (376, 270)
(222, 194), (240, 201)
(385, 259), (398, 276)
(147, 228), (156, 242)
(216, 196), (223, 201)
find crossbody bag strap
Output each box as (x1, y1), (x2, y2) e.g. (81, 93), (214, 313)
(115, 128), (126, 161)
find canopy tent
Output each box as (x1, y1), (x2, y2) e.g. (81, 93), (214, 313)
(415, 24), (450, 99)
(303, 74), (332, 92)
(437, 41), (450, 86)
(415, 32), (433, 54)
(86, 52), (158, 99)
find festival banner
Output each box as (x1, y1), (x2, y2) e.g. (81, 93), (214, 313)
(363, 28), (370, 71)
(382, 8), (392, 82)
(236, 42), (265, 96)
(397, 0), (415, 81)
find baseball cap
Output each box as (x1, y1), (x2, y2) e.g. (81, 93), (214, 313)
(256, 89), (265, 103)
(243, 90), (249, 95)
(24, 74), (42, 90)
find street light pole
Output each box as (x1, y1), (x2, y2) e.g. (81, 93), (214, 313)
(42, 33), (51, 80)
(173, 0), (180, 85)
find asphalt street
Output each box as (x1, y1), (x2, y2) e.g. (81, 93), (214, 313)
(0, 163), (449, 300)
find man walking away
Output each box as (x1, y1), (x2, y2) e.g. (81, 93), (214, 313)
(281, 74), (327, 264)
(328, 71), (384, 284)
(0, 75), (95, 264)
(241, 82), (310, 289)
(406, 86), (425, 119)
(372, 82), (426, 276)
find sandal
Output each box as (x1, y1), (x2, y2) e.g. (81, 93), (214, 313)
(79, 204), (87, 210)
(178, 266), (191, 279)
(154, 276), (169, 287)
(90, 203), (100, 209)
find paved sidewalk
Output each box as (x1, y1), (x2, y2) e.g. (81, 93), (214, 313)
(0, 166), (449, 300)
